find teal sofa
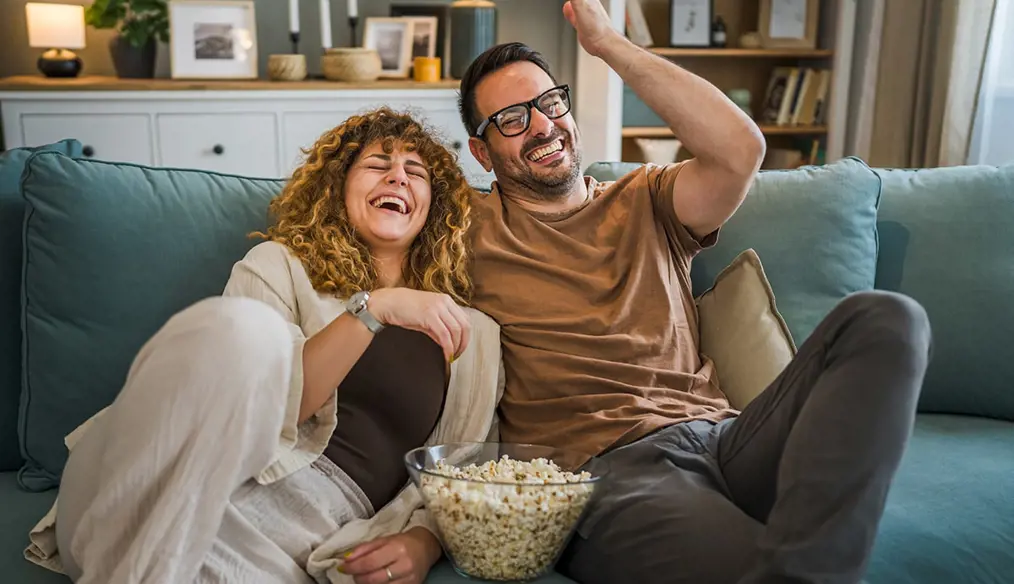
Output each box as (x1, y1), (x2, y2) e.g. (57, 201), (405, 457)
(1, 142), (1011, 584)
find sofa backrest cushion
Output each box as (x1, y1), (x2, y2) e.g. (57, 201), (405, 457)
(18, 152), (284, 491)
(586, 158), (883, 346)
(874, 165), (1014, 420)
(0, 139), (82, 472)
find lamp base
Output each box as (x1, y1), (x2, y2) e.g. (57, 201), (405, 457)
(37, 49), (82, 78)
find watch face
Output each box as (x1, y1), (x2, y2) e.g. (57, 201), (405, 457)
(350, 291), (368, 313)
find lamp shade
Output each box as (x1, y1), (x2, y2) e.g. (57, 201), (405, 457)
(26, 3), (86, 49)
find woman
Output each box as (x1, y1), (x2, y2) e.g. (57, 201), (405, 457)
(27, 108), (503, 584)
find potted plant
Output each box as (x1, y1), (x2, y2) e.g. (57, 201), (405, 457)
(85, 0), (169, 78)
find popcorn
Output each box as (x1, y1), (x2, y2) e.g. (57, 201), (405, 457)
(419, 455), (596, 581)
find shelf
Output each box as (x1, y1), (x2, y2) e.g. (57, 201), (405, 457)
(649, 48), (834, 59)
(0, 75), (462, 92)
(623, 126), (828, 138)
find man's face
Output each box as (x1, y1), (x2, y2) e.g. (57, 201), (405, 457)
(471, 61), (583, 200)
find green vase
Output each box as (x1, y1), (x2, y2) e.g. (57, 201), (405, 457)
(450, 1), (497, 80)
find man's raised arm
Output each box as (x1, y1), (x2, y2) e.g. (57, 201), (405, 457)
(565, 0), (766, 241)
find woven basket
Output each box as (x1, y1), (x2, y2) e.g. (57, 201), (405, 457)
(322, 48), (382, 82)
(267, 55), (307, 81)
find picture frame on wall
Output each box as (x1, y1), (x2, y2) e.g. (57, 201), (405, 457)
(363, 17), (414, 79)
(168, 0), (258, 79)
(759, 0), (820, 49)
(390, 4), (449, 76)
(669, 0), (712, 47)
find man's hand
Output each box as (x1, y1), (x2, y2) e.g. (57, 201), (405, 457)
(563, 0), (621, 57)
(339, 527), (443, 584)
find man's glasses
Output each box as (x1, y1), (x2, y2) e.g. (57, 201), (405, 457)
(475, 85), (572, 138)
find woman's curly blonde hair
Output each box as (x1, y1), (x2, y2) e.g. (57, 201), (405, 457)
(256, 107), (473, 305)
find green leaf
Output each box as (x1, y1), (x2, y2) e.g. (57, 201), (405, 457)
(85, 0), (126, 29)
(131, 0), (167, 12)
(84, 0), (169, 42)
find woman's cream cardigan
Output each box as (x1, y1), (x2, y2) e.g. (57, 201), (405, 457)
(25, 241), (505, 584)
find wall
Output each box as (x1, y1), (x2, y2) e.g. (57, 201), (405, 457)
(0, 0), (576, 85)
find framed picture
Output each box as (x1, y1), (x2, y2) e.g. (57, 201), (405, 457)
(390, 4), (449, 75)
(669, 0), (712, 47)
(407, 17), (439, 60)
(168, 0), (258, 79)
(759, 0), (820, 49)
(363, 17), (414, 78)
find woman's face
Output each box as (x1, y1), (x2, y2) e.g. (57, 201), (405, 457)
(343, 140), (432, 253)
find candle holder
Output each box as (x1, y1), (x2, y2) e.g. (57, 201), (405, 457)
(289, 31), (300, 54)
(348, 16), (359, 47)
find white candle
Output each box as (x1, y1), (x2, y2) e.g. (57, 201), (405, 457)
(289, 0), (299, 33)
(348, 0), (358, 18)
(320, 0), (332, 49)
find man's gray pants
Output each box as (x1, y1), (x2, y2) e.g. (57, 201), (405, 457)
(558, 291), (933, 584)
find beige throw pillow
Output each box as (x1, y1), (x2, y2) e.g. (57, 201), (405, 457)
(696, 249), (796, 410)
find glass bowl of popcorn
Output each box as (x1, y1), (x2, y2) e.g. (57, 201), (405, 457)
(405, 442), (608, 582)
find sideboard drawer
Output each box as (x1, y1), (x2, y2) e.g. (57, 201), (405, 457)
(157, 113), (279, 177)
(281, 111), (355, 175)
(21, 114), (154, 165)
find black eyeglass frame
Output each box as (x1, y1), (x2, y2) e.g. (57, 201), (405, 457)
(474, 84), (572, 139)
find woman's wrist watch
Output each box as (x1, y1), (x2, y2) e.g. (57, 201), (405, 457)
(347, 290), (385, 333)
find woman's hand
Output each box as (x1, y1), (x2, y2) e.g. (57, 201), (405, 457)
(339, 527), (443, 584)
(367, 288), (471, 362)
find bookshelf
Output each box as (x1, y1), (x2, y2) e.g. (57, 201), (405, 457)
(650, 48), (834, 58)
(622, 0), (851, 169)
(623, 125), (829, 138)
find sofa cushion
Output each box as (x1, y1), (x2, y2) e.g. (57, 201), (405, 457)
(874, 165), (1014, 421)
(18, 152), (284, 491)
(696, 249), (796, 410)
(0, 140), (82, 473)
(867, 414), (1014, 584)
(587, 158), (883, 346)
(0, 472), (66, 583)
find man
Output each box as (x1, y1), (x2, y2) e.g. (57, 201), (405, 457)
(456, 1), (932, 583)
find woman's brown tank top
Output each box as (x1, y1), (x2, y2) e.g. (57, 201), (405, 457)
(323, 325), (448, 511)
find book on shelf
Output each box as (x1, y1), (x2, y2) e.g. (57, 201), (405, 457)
(626, 0), (654, 47)
(759, 67), (830, 127)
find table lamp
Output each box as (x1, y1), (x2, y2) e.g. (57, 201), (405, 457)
(26, 2), (86, 78)
(450, 0), (497, 80)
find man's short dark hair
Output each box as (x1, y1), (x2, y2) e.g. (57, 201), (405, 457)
(458, 42), (557, 138)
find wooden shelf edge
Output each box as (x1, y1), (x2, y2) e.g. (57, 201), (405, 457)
(623, 126), (829, 138)
(649, 48), (834, 59)
(0, 75), (462, 92)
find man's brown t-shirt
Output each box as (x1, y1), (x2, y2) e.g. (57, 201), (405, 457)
(469, 163), (737, 462)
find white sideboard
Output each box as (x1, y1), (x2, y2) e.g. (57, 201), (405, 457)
(0, 77), (493, 187)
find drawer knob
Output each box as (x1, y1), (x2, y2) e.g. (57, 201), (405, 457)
(452, 141), (463, 151)
(212, 144), (225, 155)
(82, 145), (95, 158)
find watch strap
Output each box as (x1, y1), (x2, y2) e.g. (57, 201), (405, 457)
(356, 306), (385, 334)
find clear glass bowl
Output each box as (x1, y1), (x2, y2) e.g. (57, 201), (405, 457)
(405, 442), (608, 582)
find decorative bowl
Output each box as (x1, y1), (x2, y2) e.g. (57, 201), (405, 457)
(321, 48), (382, 82)
(405, 442), (608, 582)
(267, 54), (307, 81)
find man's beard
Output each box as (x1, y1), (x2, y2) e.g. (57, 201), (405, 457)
(491, 129), (582, 201)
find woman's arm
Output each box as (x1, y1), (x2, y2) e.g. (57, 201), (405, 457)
(299, 287), (473, 423)
(224, 243), (472, 425)
(298, 310), (374, 423)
